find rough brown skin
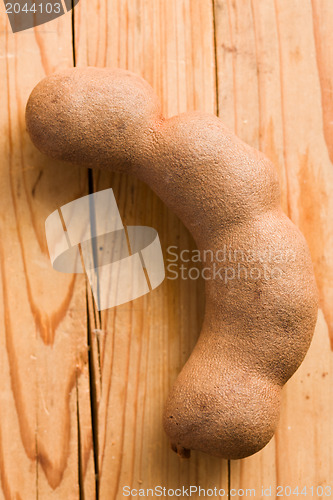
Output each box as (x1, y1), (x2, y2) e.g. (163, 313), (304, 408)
(25, 67), (318, 460)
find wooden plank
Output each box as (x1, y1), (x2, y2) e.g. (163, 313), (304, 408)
(74, 0), (229, 497)
(0, 7), (94, 499)
(2, 0), (331, 497)
(311, 0), (333, 350)
(214, 0), (333, 496)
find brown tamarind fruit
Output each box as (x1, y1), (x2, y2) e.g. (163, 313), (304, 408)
(25, 67), (318, 460)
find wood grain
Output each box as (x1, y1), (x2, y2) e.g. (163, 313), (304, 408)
(0, 0), (332, 498)
(74, 0), (229, 497)
(214, 0), (333, 497)
(0, 6), (94, 499)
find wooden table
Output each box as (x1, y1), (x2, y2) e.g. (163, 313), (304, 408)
(0, 0), (332, 498)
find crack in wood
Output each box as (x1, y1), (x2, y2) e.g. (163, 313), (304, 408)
(86, 280), (100, 500)
(86, 170), (101, 499)
(76, 372), (85, 500)
(212, 0), (220, 117)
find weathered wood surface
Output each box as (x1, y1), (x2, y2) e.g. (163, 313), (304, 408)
(214, 1), (333, 494)
(0, 0), (332, 498)
(0, 6), (95, 499)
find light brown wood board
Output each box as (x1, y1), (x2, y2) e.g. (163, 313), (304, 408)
(0, 0), (332, 498)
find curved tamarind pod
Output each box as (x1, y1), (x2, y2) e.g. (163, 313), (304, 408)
(25, 68), (318, 460)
